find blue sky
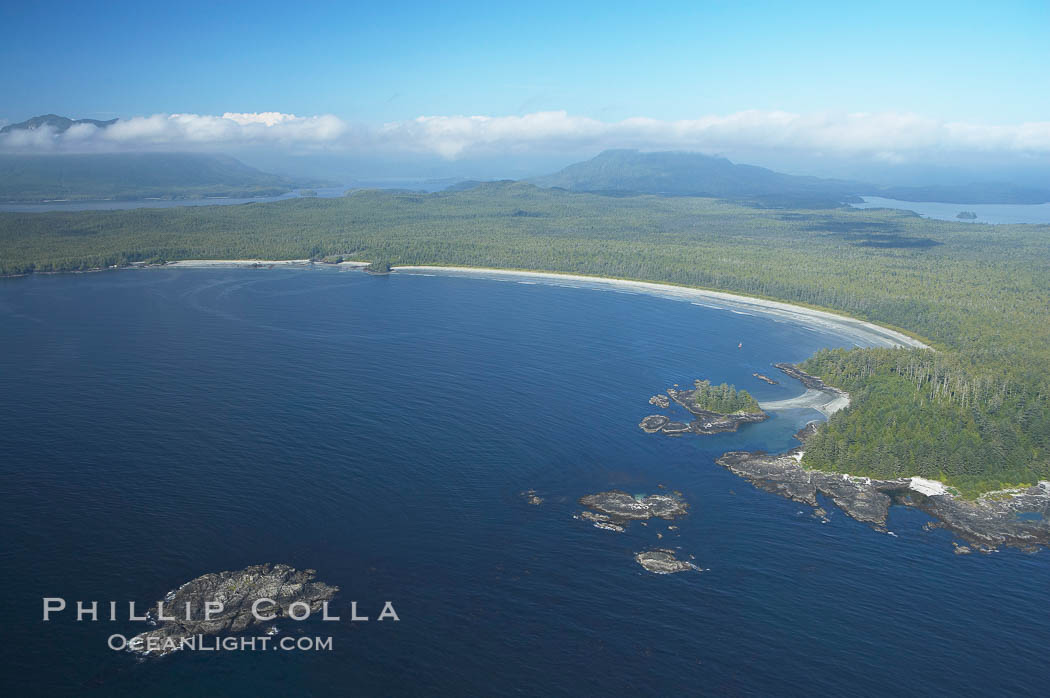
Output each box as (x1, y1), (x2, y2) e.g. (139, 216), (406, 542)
(1, 0), (1048, 182)
(2, 0), (1047, 123)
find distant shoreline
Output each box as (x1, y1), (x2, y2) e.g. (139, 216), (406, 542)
(164, 259), (368, 268)
(392, 265), (930, 350)
(5, 258), (930, 351)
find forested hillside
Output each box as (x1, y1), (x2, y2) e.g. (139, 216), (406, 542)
(1, 182), (1048, 495)
(0, 153), (328, 201)
(529, 149), (859, 207)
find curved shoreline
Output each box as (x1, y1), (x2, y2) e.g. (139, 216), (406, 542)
(758, 388), (850, 417)
(10, 258), (931, 351)
(392, 265), (930, 350)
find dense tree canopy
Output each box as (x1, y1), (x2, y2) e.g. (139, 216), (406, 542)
(691, 380), (762, 415)
(2, 182), (1049, 496)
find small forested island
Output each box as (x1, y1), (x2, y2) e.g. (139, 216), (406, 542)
(956, 211), (978, 219)
(641, 379), (767, 436)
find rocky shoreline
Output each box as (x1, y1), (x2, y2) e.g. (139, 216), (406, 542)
(716, 424), (1050, 552)
(637, 363), (1050, 552)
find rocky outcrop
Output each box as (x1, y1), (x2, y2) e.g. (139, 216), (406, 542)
(649, 394), (670, 408)
(634, 549), (698, 574)
(128, 564), (338, 656)
(920, 484), (1050, 552)
(579, 490), (688, 528)
(773, 362), (831, 390)
(753, 372), (778, 385)
(521, 489), (543, 505)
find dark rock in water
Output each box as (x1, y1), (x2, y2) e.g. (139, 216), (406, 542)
(580, 490), (688, 526)
(634, 549), (698, 574)
(579, 510), (626, 532)
(522, 489), (543, 505)
(639, 414), (670, 433)
(752, 372), (778, 385)
(774, 363), (831, 391)
(128, 564), (338, 656)
(649, 394), (670, 409)
(956, 211), (978, 220)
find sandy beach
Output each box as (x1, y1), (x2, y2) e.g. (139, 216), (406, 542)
(164, 259), (369, 268)
(392, 266), (930, 350)
(759, 388), (850, 417)
(156, 260), (928, 353)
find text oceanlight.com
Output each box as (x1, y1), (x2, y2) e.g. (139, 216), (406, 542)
(111, 634), (334, 652)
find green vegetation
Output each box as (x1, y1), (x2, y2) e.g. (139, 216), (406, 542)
(528, 149), (1050, 206)
(1, 181), (1049, 495)
(528, 149), (858, 208)
(365, 259), (392, 273)
(799, 348), (1050, 496)
(0, 153), (329, 202)
(691, 380), (761, 414)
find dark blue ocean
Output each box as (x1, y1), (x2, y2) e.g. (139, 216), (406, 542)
(1, 269), (1048, 697)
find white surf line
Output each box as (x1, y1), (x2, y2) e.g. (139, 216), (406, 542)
(165, 259), (369, 268)
(392, 266), (929, 350)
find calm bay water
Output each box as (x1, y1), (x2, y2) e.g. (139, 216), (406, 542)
(1, 269), (1048, 696)
(851, 196), (1050, 224)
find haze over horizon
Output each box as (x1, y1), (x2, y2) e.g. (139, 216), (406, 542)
(2, 1), (1048, 185)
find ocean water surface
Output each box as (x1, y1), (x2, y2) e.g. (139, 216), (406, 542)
(0, 187), (349, 213)
(1, 268), (1048, 696)
(851, 196), (1050, 224)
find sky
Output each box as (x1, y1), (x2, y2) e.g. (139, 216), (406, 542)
(1, 0), (1048, 182)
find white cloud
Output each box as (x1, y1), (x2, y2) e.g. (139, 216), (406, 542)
(2, 109), (1049, 164)
(376, 111), (1050, 162)
(0, 112), (349, 152)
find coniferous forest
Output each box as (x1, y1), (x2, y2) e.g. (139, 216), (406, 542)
(2, 182), (1049, 496)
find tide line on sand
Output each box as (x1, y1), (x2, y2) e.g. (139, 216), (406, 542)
(392, 266), (929, 351)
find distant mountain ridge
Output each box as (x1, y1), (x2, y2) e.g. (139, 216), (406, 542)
(528, 149), (862, 208)
(0, 152), (331, 202)
(528, 149), (1050, 207)
(1, 114), (118, 134)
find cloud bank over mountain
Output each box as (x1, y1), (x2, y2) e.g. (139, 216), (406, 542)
(3, 110), (1049, 170)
